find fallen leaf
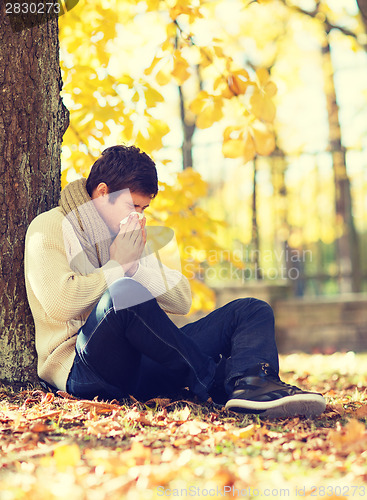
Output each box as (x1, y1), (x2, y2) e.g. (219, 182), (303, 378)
(28, 411), (62, 421)
(53, 443), (81, 471)
(174, 405), (191, 422)
(353, 404), (367, 419)
(56, 391), (78, 400)
(177, 420), (210, 436)
(227, 424), (259, 441)
(329, 419), (367, 453)
(144, 398), (171, 407)
(29, 423), (52, 433)
(76, 400), (121, 414)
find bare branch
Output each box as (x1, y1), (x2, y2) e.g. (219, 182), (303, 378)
(278, 0), (367, 51)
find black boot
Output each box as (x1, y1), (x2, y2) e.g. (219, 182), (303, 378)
(225, 363), (326, 418)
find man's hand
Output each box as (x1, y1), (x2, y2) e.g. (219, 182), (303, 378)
(110, 214), (146, 276)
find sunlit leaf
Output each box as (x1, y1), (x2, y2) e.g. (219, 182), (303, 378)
(228, 69), (250, 96)
(264, 80), (277, 97)
(144, 56), (163, 76)
(190, 91), (224, 129)
(243, 131), (256, 163)
(250, 90), (276, 122)
(256, 67), (270, 86)
(172, 50), (191, 84)
(144, 86), (165, 107)
(53, 444), (81, 472)
(252, 124), (276, 156)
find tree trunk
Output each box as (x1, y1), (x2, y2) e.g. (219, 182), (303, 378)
(321, 34), (360, 293)
(178, 85), (196, 170)
(251, 158), (262, 279)
(357, 0), (367, 33)
(0, 4), (69, 385)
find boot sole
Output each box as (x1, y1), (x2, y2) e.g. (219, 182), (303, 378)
(225, 393), (326, 418)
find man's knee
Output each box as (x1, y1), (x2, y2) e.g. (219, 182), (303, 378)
(108, 278), (155, 312)
(234, 297), (275, 320)
(95, 288), (114, 318)
(250, 297), (274, 315)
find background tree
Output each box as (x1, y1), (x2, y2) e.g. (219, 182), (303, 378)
(221, 0), (366, 292)
(0, 4), (69, 384)
(278, 0), (363, 292)
(357, 0), (367, 31)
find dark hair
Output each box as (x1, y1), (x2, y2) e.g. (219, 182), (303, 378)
(86, 145), (158, 201)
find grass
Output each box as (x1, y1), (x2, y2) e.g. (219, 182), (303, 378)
(1, 352), (367, 499)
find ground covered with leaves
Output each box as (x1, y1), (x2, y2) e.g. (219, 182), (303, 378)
(1, 352), (367, 500)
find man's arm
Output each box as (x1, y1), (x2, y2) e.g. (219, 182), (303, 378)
(131, 256), (192, 315)
(110, 214), (192, 315)
(25, 213), (124, 322)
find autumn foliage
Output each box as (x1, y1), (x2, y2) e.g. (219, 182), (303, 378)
(1, 353), (367, 498)
(58, 0), (282, 312)
(57, 0), (367, 300)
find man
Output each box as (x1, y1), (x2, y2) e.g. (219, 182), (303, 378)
(24, 145), (326, 418)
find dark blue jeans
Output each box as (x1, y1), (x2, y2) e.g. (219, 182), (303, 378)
(66, 278), (279, 402)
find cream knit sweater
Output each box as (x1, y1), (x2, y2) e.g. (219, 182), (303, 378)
(24, 206), (192, 391)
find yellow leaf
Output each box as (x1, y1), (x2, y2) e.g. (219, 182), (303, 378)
(189, 90), (208, 114)
(155, 68), (171, 86)
(190, 91), (223, 129)
(122, 115), (134, 141)
(227, 424), (259, 441)
(132, 90), (139, 103)
(177, 167), (208, 197)
(243, 132), (256, 163)
(199, 47), (212, 69)
(169, 2), (202, 22)
(264, 80), (277, 97)
(169, 4), (188, 21)
(329, 419), (367, 453)
(144, 56), (162, 77)
(162, 38), (174, 52)
(135, 116), (170, 153)
(146, 0), (161, 11)
(250, 90), (276, 122)
(190, 279), (216, 313)
(166, 21), (177, 39)
(172, 50), (191, 85)
(252, 124), (276, 156)
(119, 75), (134, 86)
(213, 45), (225, 59)
(144, 56), (163, 81)
(222, 138), (245, 158)
(256, 67), (270, 86)
(61, 169), (68, 190)
(228, 70), (250, 96)
(144, 87), (164, 107)
(53, 444), (81, 472)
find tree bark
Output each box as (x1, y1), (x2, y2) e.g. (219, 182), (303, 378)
(251, 158), (262, 279)
(357, 0), (367, 33)
(0, 3), (69, 384)
(178, 85), (196, 170)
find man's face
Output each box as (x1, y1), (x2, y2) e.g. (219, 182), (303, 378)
(92, 184), (152, 235)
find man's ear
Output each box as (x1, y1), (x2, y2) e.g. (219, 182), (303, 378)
(92, 182), (109, 199)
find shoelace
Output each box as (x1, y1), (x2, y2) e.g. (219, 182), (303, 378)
(261, 364), (304, 392)
(266, 377), (303, 394)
